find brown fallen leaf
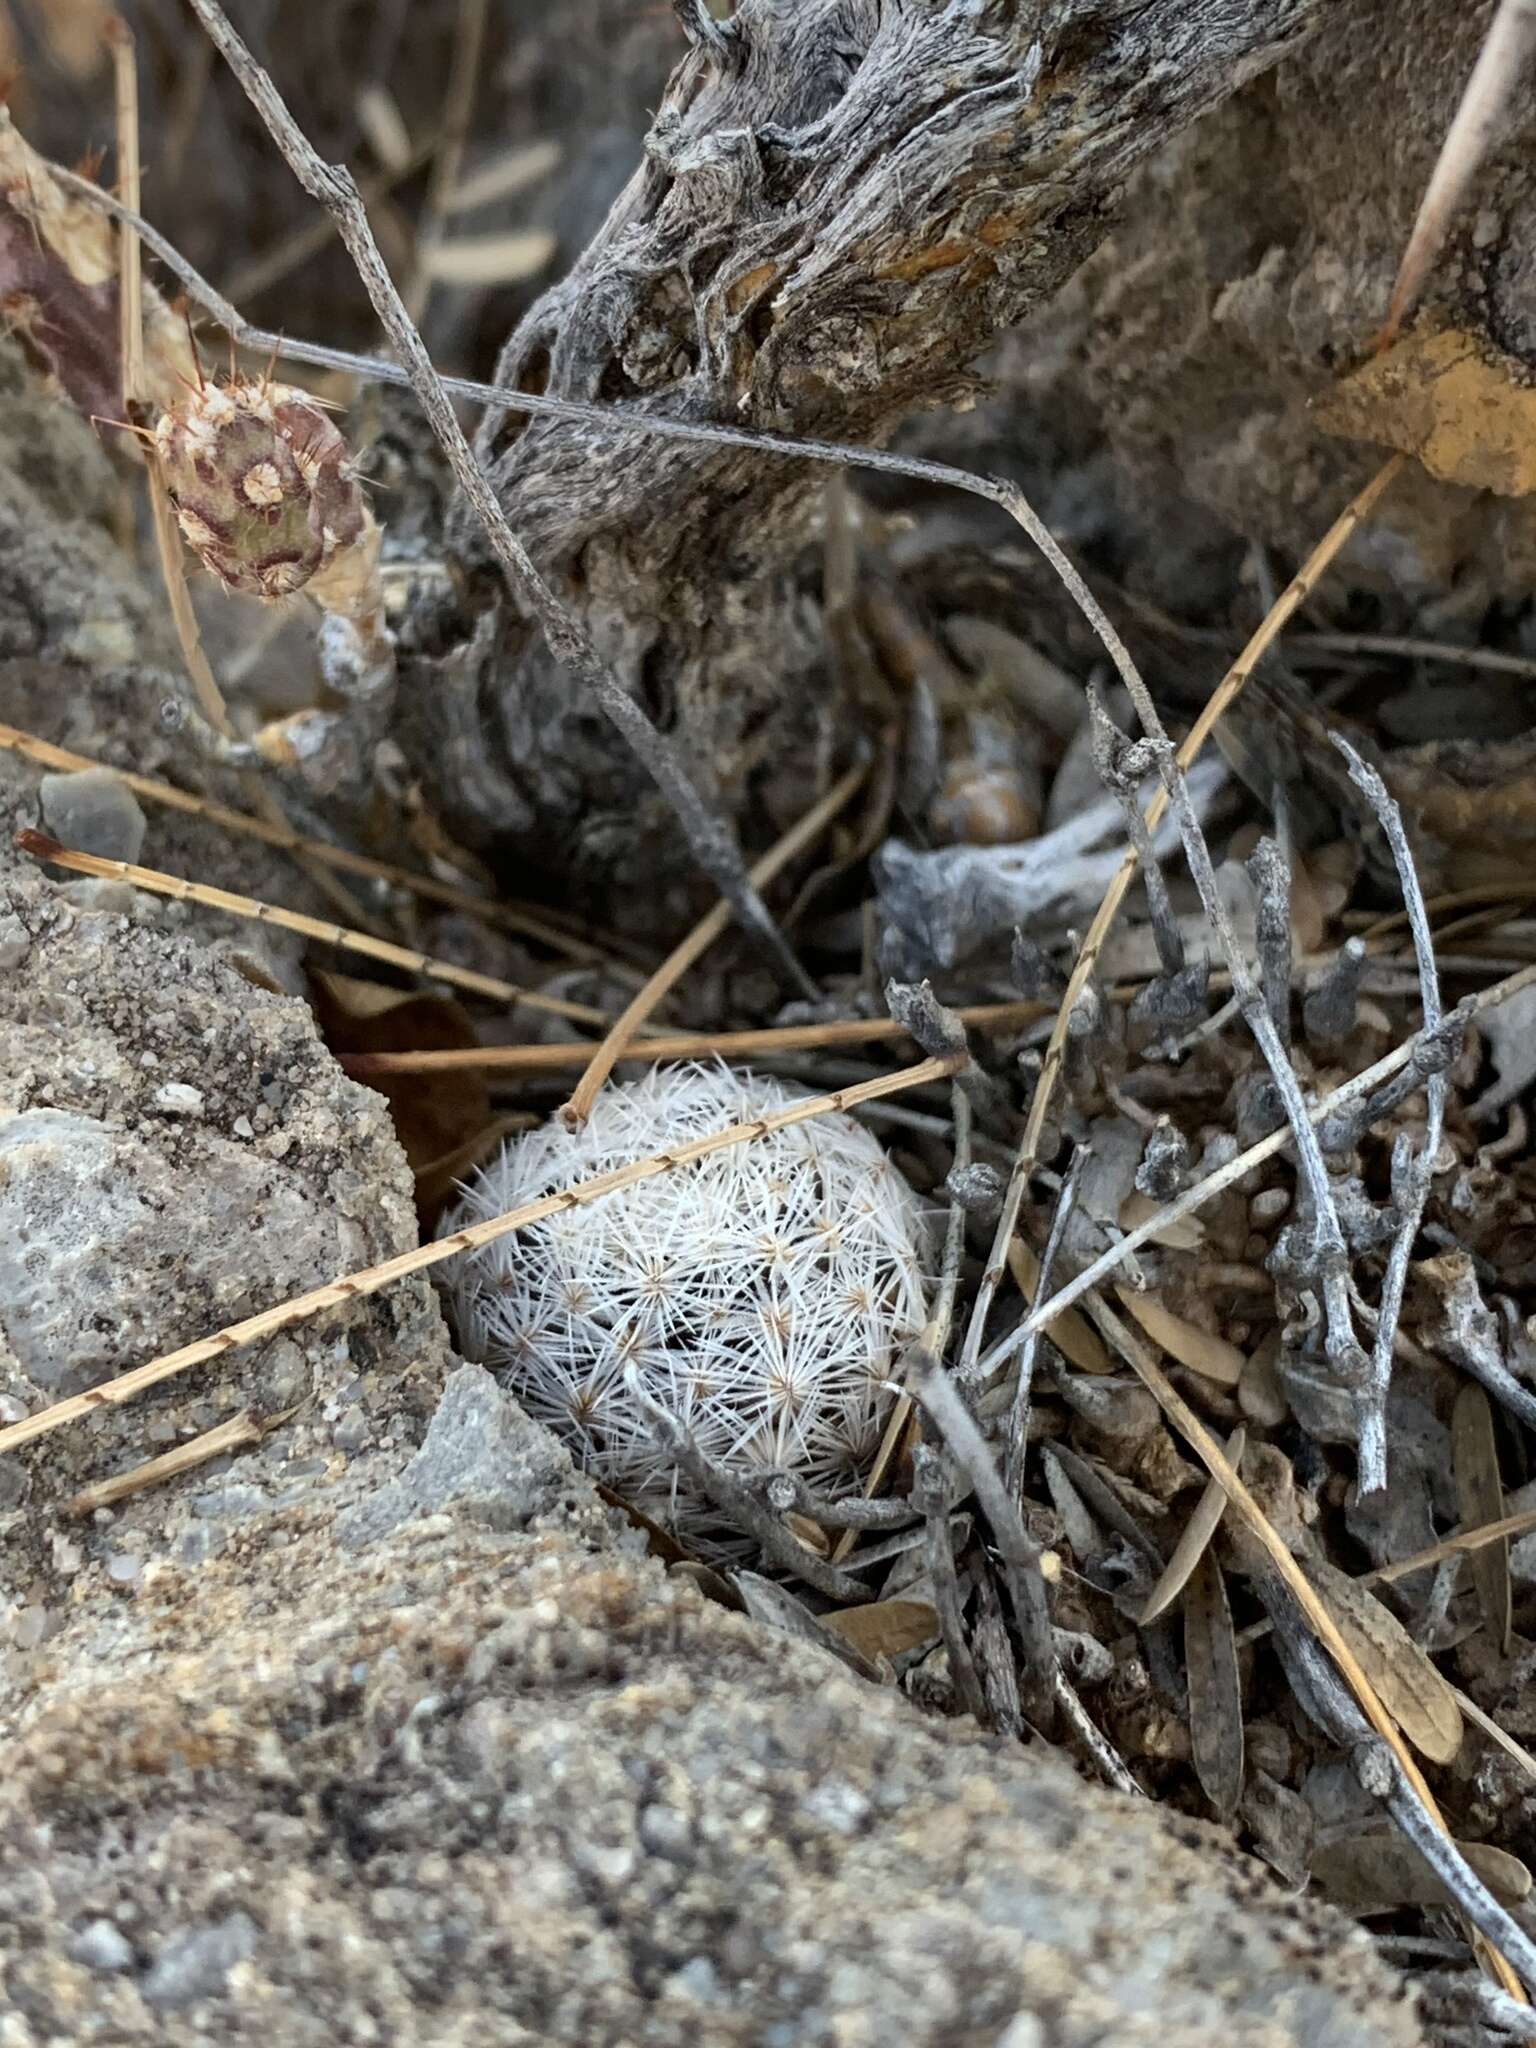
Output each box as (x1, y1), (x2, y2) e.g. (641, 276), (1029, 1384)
(1119, 1189), (1204, 1251)
(1315, 327), (1536, 497)
(1313, 1831), (1531, 1915)
(310, 970), (491, 1230)
(824, 1598), (940, 1664)
(1453, 1382), (1512, 1656)
(1141, 1426), (1246, 1624)
(1010, 1240), (1111, 1374)
(1115, 1289), (1245, 1388)
(1185, 1548), (1244, 1820)
(1305, 1555), (1464, 1766)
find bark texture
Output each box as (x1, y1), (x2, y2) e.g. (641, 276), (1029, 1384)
(408, 0), (1332, 914)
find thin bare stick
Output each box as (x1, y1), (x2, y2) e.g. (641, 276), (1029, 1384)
(0, 718), (609, 962)
(560, 763), (865, 1126)
(1004, 1149), (1085, 1501)
(1378, 0), (1536, 348)
(1272, 1603), (1527, 2000)
(1332, 733), (1446, 1492)
(0, 1052), (960, 1460)
(1293, 632), (1536, 685)
(992, 955), (1536, 1372)
(913, 1440), (988, 1722)
(106, 16), (143, 407)
(64, 1410), (265, 1516)
(183, 0), (814, 1000)
(1154, 741), (1369, 1443)
(15, 829), (615, 1028)
(342, 1000), (1048, 1077)
(911, 1361), (1055, 1712)
(404, 0), (487, 322)
(622, 1368), (869, 1601)
(979, 457), (1405, 1331)
(1087, 1286), (1511, 1971)
(1053, 1667), (1143, 1797)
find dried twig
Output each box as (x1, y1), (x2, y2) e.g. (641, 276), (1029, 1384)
(14, 830), (615, 1027)
(1378, 0), (1536, 347)
(0, 719), (608, 962)
(64, 1409), (268, 1517)
(976, 459), (1405, 1348)
(913, 1439), (988, 1722)
(0, 1053), (962, 1461)
(1004, 1151), (1085, 1502)
(1269, 1589), (1530, 2000)
(342, 1000), (1047, 1078)
(1152, 740), (1370, 1450)
(910, 1361), (1055, 1714)
(1001, 962), (1536, 1365)
(183, 0), (814, 999)
(403, 0), (487, 322)
(561, 763), (864, 1127)
(622, 1368), (869, 1603)
(1332, 734), (1446, 1492)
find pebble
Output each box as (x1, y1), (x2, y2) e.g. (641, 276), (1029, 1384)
(68, 1920), (135, 1973)
(151, 1083), (206, 1118)
(39, 768), (147, 865)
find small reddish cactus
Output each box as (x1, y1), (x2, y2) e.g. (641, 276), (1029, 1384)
(153, 374), (368, 601)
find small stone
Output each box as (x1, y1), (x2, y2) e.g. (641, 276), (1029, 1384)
(106, 1552), (142, 1585)
(39, 768), (147, 865)
(151, 1082), (206, 1118)
(68, 1920), (134, 1973)
(0, 912), (29, 970)
(232, 1115), (255, 1140)
(141, 1914), (258, 2010)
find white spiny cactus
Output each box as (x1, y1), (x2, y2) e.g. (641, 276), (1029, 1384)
(444, 1064), (930, 1559)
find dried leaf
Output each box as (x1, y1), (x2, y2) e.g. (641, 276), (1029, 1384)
(448, 140), (562, 214)
(1009, 1240), (1111, 1374)
(1141, 1426), (1246, 1624)
(1241, 1768), (1314, 1889)
(1115, 1289), (1246, 1388)
(1040, 1446), (1104, 1562)
(1313, 1831), (1531, 1914)
(1315, 327), (1536, 497)
(1453, 1383), (1512, 1656)
(824, 1599), (940, 1663)
(734, 1572), (888, 1684)
(1185, 1548), (1245, 1819)
(1305, 1556), (1464, 1765)
(1119, 1189), (1204, 1251)
(425, 230), (557, 288)
(310, 970), (490, 1228)
(355, 83), (412, 173)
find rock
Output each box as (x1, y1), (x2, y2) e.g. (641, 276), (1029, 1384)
(140, 1914), (259, 2011)
(38, 766), (146, 864)
(335, 1361), (575, 1549)
(67, 1920), (134, 1974)
(0, 863), (455, 1619)
(0, 1468), (1422, 2048)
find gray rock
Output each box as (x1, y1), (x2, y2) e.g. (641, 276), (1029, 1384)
(1, 1508), (1423, 2048)
(67, 1919), (134, 1973)
(39, 767), (147, 865)
(335, 1362), (574, 1549)
(141, 1914), (259, 2010)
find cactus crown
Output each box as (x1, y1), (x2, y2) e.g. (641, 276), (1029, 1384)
(153, 373), (366, 600)
(444, 1064), (932, 1561)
